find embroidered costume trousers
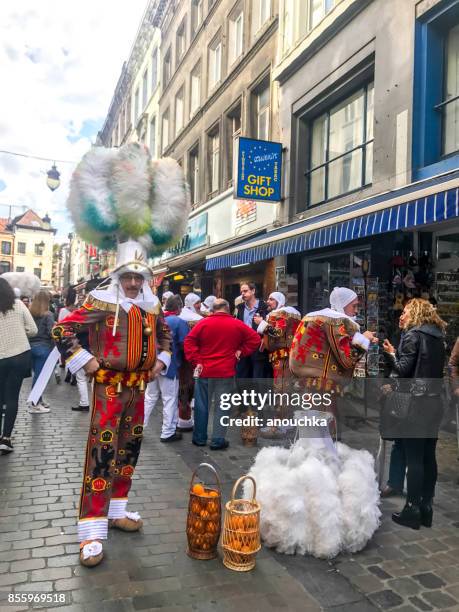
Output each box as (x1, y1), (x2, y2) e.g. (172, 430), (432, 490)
(78, 381), (145, 542)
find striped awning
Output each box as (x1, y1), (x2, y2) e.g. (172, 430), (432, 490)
(206, 174), (459, 271)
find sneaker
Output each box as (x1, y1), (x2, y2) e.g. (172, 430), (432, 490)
(28, 404), (50, 414)
(0, 438), (13, 453)
(40, 400), (50, 408)
(72, 405), (90, 412)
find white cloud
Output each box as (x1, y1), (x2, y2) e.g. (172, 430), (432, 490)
(0, 0), (147, 240)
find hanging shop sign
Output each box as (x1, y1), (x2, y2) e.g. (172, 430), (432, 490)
(167, 212), (208, 257)
(235, 137), (282, 203)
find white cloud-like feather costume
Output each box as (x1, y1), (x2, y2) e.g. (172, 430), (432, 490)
(245, 439), (381, 559)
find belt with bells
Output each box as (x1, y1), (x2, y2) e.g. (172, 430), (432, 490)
(94, 369), (149, 393)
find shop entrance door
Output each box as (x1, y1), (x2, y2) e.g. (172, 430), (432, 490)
(302, 248), (370, 313)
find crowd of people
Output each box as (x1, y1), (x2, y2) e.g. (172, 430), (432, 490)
(0, 269), (458, 566)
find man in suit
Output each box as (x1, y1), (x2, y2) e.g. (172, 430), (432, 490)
(235, 282), (271, 379)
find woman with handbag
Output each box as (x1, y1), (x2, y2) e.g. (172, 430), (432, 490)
(383, 299), (446, 529)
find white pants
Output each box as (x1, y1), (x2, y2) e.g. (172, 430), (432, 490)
(144, 376), (179, 438)
(75, 368), (89, 406)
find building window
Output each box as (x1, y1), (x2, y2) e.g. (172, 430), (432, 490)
(254, 83), (270, 140)
(443, 23), (459, 155)
(306, 82), (374, 206)
(142, 69), (149, 109)
(163, 48), (172, 88)
(162, 109), (170, 152)
(121, 106), (126, 141)
(189, 145), (200, 206)
(149, 116), (156, 156)
(309, 0), (337, 30)
(226, 103), (241, 184)
(151, 48), (158, 91)
(190, 61), (201, 116)
(177, 19), (186, 65)
(228, 7), (244, 66)
(191, 0), (203, 36)
(208, 38), (222, 93)
(282, 0), (308, 55)
(1, 241), (11, 255)
(34, 268), (42, 279)
(0, 261), (10, 274)
(34, 243), (44, 255)
(17, 242), (26, 254)
(134, 87), (140, 123)
(252, 0), (270, 37)
(175, 87), (184, 136)
(16, 266), (25, 272)
(208, 128), (220, 194)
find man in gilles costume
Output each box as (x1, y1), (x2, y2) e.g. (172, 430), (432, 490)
(53, 143), (191, 567)
(253, 292), (301, 432)
(289, 287), (377, 425)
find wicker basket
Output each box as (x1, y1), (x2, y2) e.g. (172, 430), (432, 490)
(222, 475), (261, 571)
(186, 463), (221, 560)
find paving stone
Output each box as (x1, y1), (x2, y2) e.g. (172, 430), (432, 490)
(368, 590), (404, 609)
(350, 574), (385, 593)
(400, 544), (430, 557)
(409, 596), (434, 611)
(413, 573), (447, 590)
(368, 565), (393, 580)
(421, 590), (458, 609)
(15, 581), (54, 592)
(387, 577), (422, 597)
(31, 545), (65, 558)
(12, 537), (44, 550)
(0, 572), (28, 587)
(30, 567), (72, 581)
(47, 554), (80, 567)
(10, 558), (46, 572)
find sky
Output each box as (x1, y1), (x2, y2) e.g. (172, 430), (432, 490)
(0, 1), (148, 240)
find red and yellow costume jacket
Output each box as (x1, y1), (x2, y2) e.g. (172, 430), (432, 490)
(261, 310), (301, 364)
(289, 311), (369, 392)
(52, 293), (171, 387)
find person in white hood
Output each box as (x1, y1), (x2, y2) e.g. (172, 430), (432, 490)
(200, 295), (216, 315)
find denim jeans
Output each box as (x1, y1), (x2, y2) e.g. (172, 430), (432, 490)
(31, 345), (53, 389)
(193, 378), (235, 446)
(387, 438), (406, 492)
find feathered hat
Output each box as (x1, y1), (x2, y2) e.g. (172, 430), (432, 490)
(67, 142), (191, 277)
(1, 272), (41, 298)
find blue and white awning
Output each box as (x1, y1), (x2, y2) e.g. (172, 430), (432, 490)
(206, 173), (459, 271)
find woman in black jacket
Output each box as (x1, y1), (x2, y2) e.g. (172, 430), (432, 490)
(383, 298), (446, 529)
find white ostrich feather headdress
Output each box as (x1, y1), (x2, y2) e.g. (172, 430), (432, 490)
(67, 143), (191, 261)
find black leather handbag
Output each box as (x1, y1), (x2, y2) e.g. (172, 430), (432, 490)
(379, 345), (423, 439)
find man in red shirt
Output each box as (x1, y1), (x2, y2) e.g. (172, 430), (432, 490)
(184, 298), (260, 449)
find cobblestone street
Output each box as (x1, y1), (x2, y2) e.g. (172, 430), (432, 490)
(1, 379), (458, 612)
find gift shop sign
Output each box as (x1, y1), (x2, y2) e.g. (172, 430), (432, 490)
(235, 137), (282, 202)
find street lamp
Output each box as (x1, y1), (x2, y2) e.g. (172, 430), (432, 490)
(46, 164), (61, 191)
